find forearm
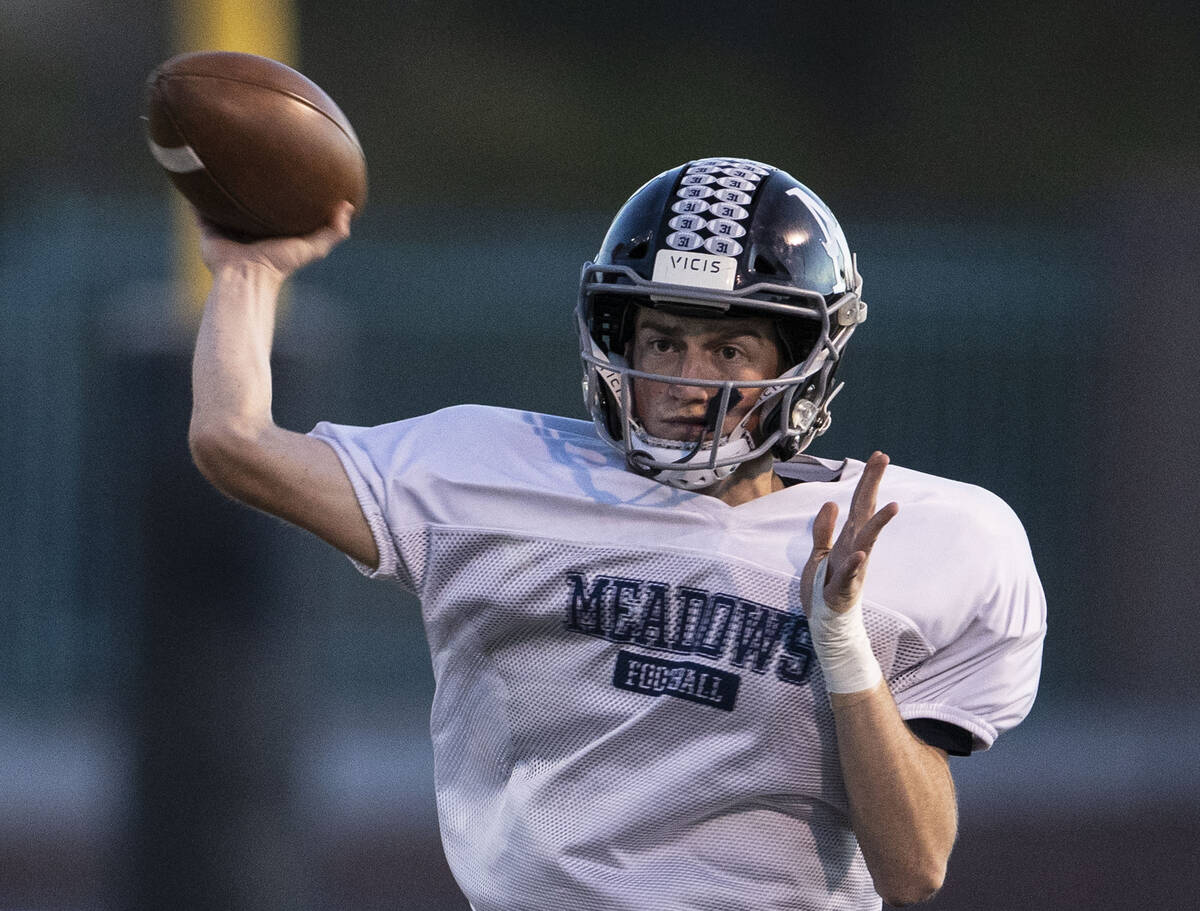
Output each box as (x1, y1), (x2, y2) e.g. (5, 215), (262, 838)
(190, 262), (285, 439)
(831, 682), (957, 906)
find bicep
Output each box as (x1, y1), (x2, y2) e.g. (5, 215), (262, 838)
(191, 423), (379, 569)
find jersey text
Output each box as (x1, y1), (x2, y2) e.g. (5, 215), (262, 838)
(564, 572), (816, 696)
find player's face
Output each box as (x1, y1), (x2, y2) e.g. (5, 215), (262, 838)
(628, 307), (784, 442)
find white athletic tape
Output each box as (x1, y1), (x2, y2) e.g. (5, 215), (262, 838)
(147, 138), (205, 174)
(807, 555), (883, 695)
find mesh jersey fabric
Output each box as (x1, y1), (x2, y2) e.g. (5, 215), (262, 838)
(309, 405), (1046, 911)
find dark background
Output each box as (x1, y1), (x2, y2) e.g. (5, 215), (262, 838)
(1, 1), (1198, 908)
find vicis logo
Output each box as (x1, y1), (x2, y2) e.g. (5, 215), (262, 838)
(651, 249), (737, 291)
(670, 254), (723, 274)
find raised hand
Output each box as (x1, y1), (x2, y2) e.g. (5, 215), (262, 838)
(801, 451), (900, 694)
(802, 451), (899, 614)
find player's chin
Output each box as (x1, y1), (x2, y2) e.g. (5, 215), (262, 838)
(646, 420), (706, 442)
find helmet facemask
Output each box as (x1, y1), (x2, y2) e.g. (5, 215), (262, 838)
(577, 271), (862, 489)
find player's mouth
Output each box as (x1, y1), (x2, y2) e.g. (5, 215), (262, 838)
(655, 417), (716, 441)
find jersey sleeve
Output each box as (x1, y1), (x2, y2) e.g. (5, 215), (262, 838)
(308, 413), (444, 594)
(886, 491), (1047, 753)
(308, 405), (614, 594)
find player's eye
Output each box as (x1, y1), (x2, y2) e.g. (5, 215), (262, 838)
(648, 339), (674, 354)
(718, 345), (742, 360)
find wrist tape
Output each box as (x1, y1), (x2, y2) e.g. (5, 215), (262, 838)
(807, 556), (883, 695)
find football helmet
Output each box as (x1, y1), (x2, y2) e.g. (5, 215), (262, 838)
(577, 157), (866, 489)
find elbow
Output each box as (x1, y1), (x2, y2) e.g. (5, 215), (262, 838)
(867, 790), (956, 906)
(876, 864), (946, 907)
(188, 418), (262, 498)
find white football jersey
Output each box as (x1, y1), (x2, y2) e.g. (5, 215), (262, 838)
(310, 405), (1045, 911)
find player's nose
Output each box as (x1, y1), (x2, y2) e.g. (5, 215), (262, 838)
(666, 376), (715, 406)
(670, 347), (721, 383)
(666, 357), (720, 406)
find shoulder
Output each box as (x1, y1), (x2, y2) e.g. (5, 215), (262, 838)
(312, 405), (602, 460)
(419, 404), (595, 436)
(311, 405), (650, 521)
(880, 462), (1029, 547)
(795, 456), (1028, 549)
(857, 460), (1043, 644)
(779, 455), (1024, 538)
(336, 403), (595, 437)
(411, 405), (598, 446)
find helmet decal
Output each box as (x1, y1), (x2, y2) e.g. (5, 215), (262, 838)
(664, 230), (705, 251)
(785, 185), (854, 294)
(662, 158), (771, 257)
(713, 188), (752, 205)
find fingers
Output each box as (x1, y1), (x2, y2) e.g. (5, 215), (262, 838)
(192, 202), (353, 245)
(847, 450), (888, 524)
(334, 199), (356, 232)
(816, 452), (893, 564)
(302, 201), (355, 257)
(857, 500), (900, 554)
(800, 501), (838, 610)
(826, 501), (897, 597)
(320, 200), (355, 240)
(811, 501), (837, 555)
(804, 452), (899, 613)
(842, 452), (898, 559)
(826, 549), (868, 602)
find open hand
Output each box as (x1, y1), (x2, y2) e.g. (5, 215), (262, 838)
(801, 451), (899, 616)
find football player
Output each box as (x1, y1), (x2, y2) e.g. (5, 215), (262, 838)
(188, 158), (1046, 910)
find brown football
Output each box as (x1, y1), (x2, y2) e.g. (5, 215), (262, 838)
(145, 50), (367, 237)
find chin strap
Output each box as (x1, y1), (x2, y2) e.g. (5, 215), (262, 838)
(675, 389), (743, 465)
(628, 435), (753, 490)
(628, 389), (751, 490)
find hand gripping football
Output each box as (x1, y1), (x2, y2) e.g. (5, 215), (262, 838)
(144, 50), (367, 237)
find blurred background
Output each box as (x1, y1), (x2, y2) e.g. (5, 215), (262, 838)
(2, 0), (1199, 908)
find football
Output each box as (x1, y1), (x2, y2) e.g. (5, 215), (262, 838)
(144, 50), (367, 238)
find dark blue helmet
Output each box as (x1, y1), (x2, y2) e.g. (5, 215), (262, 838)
(577, 157), (866, 488)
